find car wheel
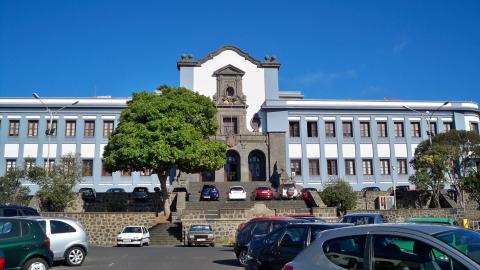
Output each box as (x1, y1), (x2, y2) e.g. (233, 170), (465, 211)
(23, 257), (48, 270)
(210, 243), (215, 247)
(66, 246), (85, 266)
(238, 249), (248, 267)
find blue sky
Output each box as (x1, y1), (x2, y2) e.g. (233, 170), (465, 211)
(0, 0), (479, 102)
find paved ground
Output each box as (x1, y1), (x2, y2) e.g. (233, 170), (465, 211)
(53, 246), (241, 270)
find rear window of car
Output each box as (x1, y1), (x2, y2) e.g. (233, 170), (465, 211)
(0, 220), (21, 239)
(135, 188), (148, 192)
(252, 221), (270, 235)
(2, 209), (18, 217)
(51, 220), (76, 234)
(341, 216), (374, 225)
(190, 225), (212, 231)
(123, 227), (142, 233)
(231, 187), (244, 191)
(257, 187), (270, 190)
(22, 209), (38, 216)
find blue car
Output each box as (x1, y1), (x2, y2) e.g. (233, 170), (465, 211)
(339, 213), (384, 225)
(200, 185), (219, 201)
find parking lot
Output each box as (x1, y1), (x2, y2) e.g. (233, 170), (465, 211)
(53, 246), (240, 270)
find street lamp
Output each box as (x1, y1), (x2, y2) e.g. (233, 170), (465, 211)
(402, 101), (450, 145)
(33, 92), (79, 176)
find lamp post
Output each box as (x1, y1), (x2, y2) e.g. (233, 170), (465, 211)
(402, 101), (450, 146)
(33, 92), (79, 176)
(391, 165), (397, 210)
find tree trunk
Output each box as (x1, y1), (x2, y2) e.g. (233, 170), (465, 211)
(433, 190), (441, 208)
(157, 171), (170, 216)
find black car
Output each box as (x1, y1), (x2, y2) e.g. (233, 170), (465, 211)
(361, 186), (381, 192)
(246, 223), (353, 270)
(234, 217), (305, 267)
(172, 187), (190, 201)
(106, 188), (126, 193)
(79, 187), (96, 201)
(132, 187), (149, 201)
(0, 205), (39, 217)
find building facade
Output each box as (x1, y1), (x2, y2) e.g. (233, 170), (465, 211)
(1, 46), (479, 192)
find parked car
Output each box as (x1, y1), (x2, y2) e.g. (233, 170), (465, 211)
(0, 205), (39, 217)
(106, 188), (126, 193)
(172, 187), (190, 201)
(0, 217), (53, 270)
(300, 188), (317, 200)
(23, 217), (89, 266)
(253, 186), (273, 200)
(228, 186), (247, 201)
(246, 223), (353, 270)
(116, 226), (150, 247)
(292, 216), (326, 223)
(234, 216), (305, 267)
(132, 187), (149, 201)
(187, 224), (215, 247)
(0, 249), (5, 270)
(405, 217), (459, 226)
(79, 188), (96, 201)
(200, 185), (219, 201)
(361, 186), (381, 192)
(339, 213), (384, 225)
(279, 183), (300, 200)
(284, 224), (480, 270)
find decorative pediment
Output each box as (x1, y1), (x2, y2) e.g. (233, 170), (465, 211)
(213, 65), (245, 77)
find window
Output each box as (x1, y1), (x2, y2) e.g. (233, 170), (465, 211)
(471, 122), (479, 134)
(309, 159), (319, 176)
(3, 209), (18, 217)
(101, 161), (111, 176)
(377, 122), (387, 137)
(5, 159), (16, 172)
(345, 159), (356, 175)
(307, 121), (318, 137)
(443, 122), (452, 132)
(226, 87), (235, 97)
(252, 221), (270, 236)
(325, 122), (336, 137)
(372, 235), (465, 270)
(280, 227), (307, 248)
(103, 121), (114, 137)
(84, 121), (95, 137)
(380, 159), (391, 175)
(411, 122), (421, 137)
(323, 235), (366, 270)
(360, 122), (370, 137)
(46, 120), (57, 136)
(44, 159), (55, 173)
(9, 120), (20, 136)
(429, 122), (437, 136)
(24, 159), (35, 173)
(27, 120), (38, 137)
(362, 159), (373, 175)
(50, 220), (76, 234)
(397, 159), (407, 175)
(65, 120), (76, 136)
(289, 121), (300, 137)
(394, 122), (404, 137)
(342, 122), (353, 137)
(0, 220), (21, 240)
(223, 117), (238, 135)
(290, 159), (301, 176)
(82, 160), (93, 176)
(327, 159), (338, 176)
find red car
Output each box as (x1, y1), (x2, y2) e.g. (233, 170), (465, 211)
(300, 187), (318, 200)
(253, 186), (273, 200)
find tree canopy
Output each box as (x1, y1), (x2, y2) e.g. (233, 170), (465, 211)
(321, 178), (357, 215)
(103, 86), (227, 211)
(0, 168), (30, 205)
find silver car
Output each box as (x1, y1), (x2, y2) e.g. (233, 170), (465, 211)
(284, 223), (480, 270)
(27, 217), (89, 266)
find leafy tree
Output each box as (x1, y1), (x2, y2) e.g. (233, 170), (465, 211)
(103, 86), (227, 213)
(462, 170), (480, 207)
(28, 154), (83, 212)
(0, 168), (30, 205)
(321, 179), (357, 215)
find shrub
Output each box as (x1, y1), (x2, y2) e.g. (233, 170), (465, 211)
(321, 179), (357, 215)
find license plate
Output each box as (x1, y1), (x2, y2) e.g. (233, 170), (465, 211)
(124, 239), (131, 242)
(204, 196), (210, 198)
(197, 238), (206, 241)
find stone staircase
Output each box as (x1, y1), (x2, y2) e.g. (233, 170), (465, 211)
(149, 223), (184, 246)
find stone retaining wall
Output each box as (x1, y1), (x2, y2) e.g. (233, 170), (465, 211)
(349, 208), (464, 223)
(41, 212), (166, 246)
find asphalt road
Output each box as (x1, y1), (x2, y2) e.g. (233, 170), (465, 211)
(53, 246), (241, 270)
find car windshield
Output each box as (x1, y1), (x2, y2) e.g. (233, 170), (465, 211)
(341, 216), (374, 225)
(123, 227), (142, 233)
(434, 229), (480, 265)
(190, 225), (212, 231)
(81, 189), (93, 195)
(231, 187), (244, 191)
(134, 188), (147, 193)
(257, 187), (270, 190)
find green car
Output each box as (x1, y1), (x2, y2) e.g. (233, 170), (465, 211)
(404, 217), (459, 226)
(0, 217), (53, 270)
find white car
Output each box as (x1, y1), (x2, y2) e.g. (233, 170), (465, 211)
(280, 183), (300, 199)
(228, 186), (247, 201)
(117, 226), (150, 247)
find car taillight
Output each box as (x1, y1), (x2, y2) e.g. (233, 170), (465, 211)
(282, 264), (294, 270)
(44, 237), (50, 249)
(0, 257), (5, 270)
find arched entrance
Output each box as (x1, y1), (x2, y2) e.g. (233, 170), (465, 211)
(225, 150), (241, 181)
(248, 150), (266, 181)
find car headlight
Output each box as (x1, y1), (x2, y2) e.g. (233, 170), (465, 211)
(189, 235), (194, 239)
(208, 234), (214, 238)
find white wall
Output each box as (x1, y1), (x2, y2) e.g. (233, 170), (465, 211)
(465, 115), (480, 130)
(289, 144), (302, 158)
(23, 144), (38, 158)
(342, 144), (356, 158)
(394, 144), (408, 158)
(306, 144), (320, 158)
(377, 144), (390, 158)
(192, 49), (265, 131)
(360, 144), (373, 158)
(4, 144), (19, 158)
(324, 144), (338, 158)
